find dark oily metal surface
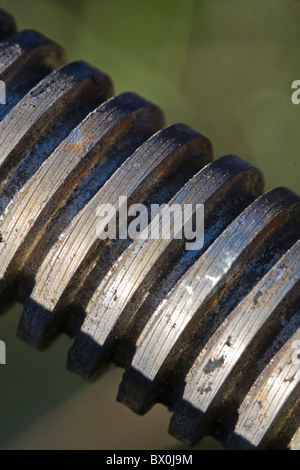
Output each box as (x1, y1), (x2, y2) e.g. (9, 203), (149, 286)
(0, 16), (299, 450)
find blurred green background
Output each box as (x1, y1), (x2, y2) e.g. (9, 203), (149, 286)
(0, 0), (299, 450)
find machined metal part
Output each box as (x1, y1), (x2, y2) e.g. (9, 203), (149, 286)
(0, 9), (299, 450)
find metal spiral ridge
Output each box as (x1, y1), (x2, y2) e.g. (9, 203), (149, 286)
(0, 10), (299, 450)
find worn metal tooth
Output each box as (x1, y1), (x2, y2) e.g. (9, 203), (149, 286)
(68, 155), (263, 380)
(0, 63), (114, 294)
(227, 328), (300, 450)
(0, 30), (64, 82)
(118, 188), (300, 415)
(19, 108), (200, 349)
(59, 126), (212, 339)
(0, 15), (299, 450)
(169, 240), (300, 445)
(0, 30), (65, 119)
(111, 159), (264, 373)
(0, 61), (112, 190)
(0, 64), (111, 227)
(18, 124), (209, 349)
(0, 9), (16, 41)
(9, 91), (162, 306)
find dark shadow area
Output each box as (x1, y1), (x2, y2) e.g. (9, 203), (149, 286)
(118, 365), (256, 449)
(0, 8), (16, 41)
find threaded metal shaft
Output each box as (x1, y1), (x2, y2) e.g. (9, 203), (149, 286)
(0, 9), (299, 450)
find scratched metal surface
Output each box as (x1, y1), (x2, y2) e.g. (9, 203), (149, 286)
(0, 1), (299, 451)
